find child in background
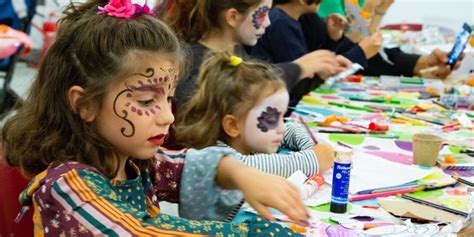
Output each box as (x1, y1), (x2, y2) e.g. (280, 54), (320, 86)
(301, 0), (464, 78)
(318, 0), (394, 42)
(175, 52), (334, 221)
(251, 0), (382, 73)
(162, 0), (352, 110)
(2, 0), (309, 235)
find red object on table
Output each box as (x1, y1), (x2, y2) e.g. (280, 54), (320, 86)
(0, 157), (33, 237)
(381, 23), (423, 32)
(345, 75), (363, 83)
(368, 122), (389, 131)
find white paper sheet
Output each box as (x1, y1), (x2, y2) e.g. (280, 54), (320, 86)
(323, 150), (433, 194)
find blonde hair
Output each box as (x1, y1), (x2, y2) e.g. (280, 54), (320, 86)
(175, 52), (286, 148)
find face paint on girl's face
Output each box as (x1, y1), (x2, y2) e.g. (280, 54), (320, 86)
(236, 0), (272, 46)
(257, 106), (280, 132)
(243, 88), (289, 154)
(252, 6), (270, 30)
(95, 57), (177, 160)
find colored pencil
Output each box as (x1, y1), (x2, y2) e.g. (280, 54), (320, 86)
(328, 101), (375, 112)
(356, 183), (419, 195)
(401, 113), (444, 126)
(432, 100), (451, 110)
(350, 187), (419, 201)
(356, 180), (457, 195)
(298, 115), (318, 144)
(446, 166), (474, 170)
(400, 195), (469, 218)
(452, 176), (474, 187)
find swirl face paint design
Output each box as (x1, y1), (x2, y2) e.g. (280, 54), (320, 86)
(252, 6), (270, 30)
(113, 67), (178, 137)
(256, 106), (281, 132)
(243, 89), (289, 154)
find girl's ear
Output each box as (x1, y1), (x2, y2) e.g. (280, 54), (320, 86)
(224, 8), (242, 28)
(68, 86), (95, 122)
(222, 114), (242, 138)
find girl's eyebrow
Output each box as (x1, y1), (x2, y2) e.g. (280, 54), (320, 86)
(130, 85), (165, 95)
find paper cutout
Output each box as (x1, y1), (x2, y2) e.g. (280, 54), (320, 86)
(363, 224), (440, 236)
(328, 134), (365, 145)
(363, 145), (380, 150)
(395, 140), (413, 152)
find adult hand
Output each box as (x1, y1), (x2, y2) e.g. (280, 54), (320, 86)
(358, 30), (383, 59)
(326, 13), (347, 41)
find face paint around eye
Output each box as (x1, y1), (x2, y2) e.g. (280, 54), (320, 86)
(242, 89), (289, 154)
(257, 106), (281, 132)
(252, 6), (270, 30)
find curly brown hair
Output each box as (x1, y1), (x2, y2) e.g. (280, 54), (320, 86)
(2, 0), (185, 178)
(174, 52), (286, 148)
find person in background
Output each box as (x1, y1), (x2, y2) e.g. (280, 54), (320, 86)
(162, 0), (352, 110)
(301, 0), (464, 78)
(249, 0), (381, 107)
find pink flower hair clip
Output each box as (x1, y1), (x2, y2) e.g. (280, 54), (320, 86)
(98, 0), (155, 19)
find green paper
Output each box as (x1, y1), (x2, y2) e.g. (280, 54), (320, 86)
(328, 134), (365, 145)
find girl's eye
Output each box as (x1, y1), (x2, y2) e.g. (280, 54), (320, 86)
(138, 99), (155, 106)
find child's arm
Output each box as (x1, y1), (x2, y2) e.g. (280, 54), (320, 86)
(280, 122), (316, 151)
(179, 147), (309, 224)
(41, 166), (298, 236)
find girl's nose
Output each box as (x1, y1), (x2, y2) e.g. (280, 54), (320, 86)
(156, 102), (175, 126)
(276, 120), (285, 134)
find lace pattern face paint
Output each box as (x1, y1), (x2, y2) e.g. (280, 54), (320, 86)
(113, 67), (178, 137)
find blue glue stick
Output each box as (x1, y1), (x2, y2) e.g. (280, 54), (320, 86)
(330, 146), (353, 213)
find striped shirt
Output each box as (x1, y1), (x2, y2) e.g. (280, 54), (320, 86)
(217, 122), (320, 178)
(178, 122), (320, 221)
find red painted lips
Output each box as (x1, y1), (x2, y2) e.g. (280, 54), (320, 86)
(148, 134), (166, 145)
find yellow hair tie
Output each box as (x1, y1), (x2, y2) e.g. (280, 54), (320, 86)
(229, 55), (243, 67)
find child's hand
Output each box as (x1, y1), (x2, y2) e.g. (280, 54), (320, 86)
(358, 30), (383, 59)
(326, 13), (347, 41)
(235, 167), (309, 224)
(374, 0), (395, 15)
(295, 50), (342, 79)
(216, 157), (309, 224)
(414, 48), (463, 79)
(312, 144), (334, 173)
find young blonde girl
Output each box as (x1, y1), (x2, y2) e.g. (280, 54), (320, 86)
(2, 0), (309, 235)
(175, 52), (334, 221)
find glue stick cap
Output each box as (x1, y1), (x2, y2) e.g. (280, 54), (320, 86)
(334, 146), (353, 163)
